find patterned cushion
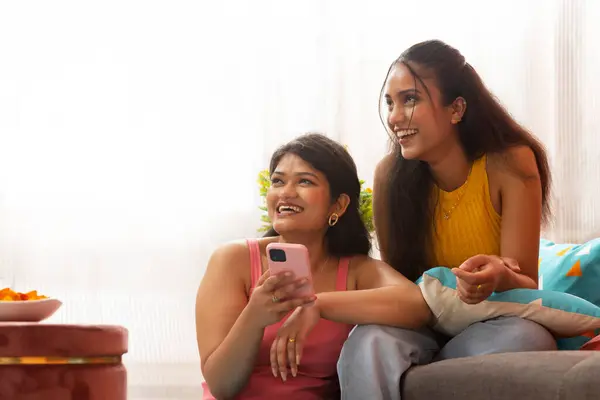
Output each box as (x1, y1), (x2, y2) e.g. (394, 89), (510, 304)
(538, 238), (600, 308)
(417, 267), (600, 350)
(538, 238), (600, 347)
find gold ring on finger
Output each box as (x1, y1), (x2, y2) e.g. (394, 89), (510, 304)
(476, 284), (482, 291)
(272, 295), (280, 303)
(288, 338), (295, 343)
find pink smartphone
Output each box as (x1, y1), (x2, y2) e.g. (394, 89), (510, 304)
(266, 242), (314, 297)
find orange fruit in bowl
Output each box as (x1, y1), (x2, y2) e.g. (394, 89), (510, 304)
(0, 288), (49, 301)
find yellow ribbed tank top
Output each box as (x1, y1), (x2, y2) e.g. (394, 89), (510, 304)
(431, 154), (501, 268)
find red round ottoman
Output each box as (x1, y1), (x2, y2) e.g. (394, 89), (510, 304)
(0, 323), (128, 400)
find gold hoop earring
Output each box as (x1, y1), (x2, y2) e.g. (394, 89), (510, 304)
(328, 213), (339, 227)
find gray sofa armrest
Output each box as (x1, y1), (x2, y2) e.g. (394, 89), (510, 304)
(403, 351), (600, 400)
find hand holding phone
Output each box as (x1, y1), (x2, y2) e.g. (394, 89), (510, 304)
(266, 243), (315, 298)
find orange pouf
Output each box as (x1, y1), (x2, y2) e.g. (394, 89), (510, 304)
(0, 323), (128, 400)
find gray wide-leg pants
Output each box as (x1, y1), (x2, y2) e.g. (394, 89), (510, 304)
(337, 317), (557, 400)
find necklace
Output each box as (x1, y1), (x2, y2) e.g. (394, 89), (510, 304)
(441, 189), (466, 220)
(440, 166), (473, 220)
(317, 255), (331, 274)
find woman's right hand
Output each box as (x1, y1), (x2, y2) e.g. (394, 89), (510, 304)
(248, 270), (316, 329)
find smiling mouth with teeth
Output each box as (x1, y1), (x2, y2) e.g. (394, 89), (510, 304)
(396, 129), (418, 140)
(277, 204), (304, 215)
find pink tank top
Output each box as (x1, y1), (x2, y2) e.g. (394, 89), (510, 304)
(202, 239), (354, 399)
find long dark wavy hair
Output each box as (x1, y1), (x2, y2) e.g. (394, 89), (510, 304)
(263, 133), (371, 257)
(380, 40), (552, 282)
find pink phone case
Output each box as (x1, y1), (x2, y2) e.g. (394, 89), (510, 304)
(266, 242), (314, 297)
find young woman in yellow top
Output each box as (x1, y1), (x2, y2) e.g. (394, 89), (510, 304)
(337, 40), (557, 400)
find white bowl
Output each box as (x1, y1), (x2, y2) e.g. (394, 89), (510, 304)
(0, 298), (63, 322)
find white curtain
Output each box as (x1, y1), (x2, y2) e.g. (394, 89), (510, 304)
(0, 0), (598, 398)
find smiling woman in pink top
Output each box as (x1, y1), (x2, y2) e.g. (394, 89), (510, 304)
(195, 133), (432, 399)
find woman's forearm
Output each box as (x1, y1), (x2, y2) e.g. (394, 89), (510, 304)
(316, 286), (432, 328)
(202, 307), (264, 399)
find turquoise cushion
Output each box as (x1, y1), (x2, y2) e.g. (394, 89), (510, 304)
(538, 238), (600, 309)
(417, 267), (600, 350)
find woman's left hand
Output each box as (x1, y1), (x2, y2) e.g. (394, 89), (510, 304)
(270, 302), (320, 381)
(452, 254), (512, 304)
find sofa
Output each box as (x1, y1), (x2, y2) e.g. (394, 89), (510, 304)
(398, 238), (600, 400)
(402, 350), (600, 399)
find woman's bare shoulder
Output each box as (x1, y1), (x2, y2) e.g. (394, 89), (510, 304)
(347, 254), (393, 274)
(209, 239), (250, 263)
(487, 146), (540, 180)
(209, 237), (276, 261)
(203, 239), (264, 294)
